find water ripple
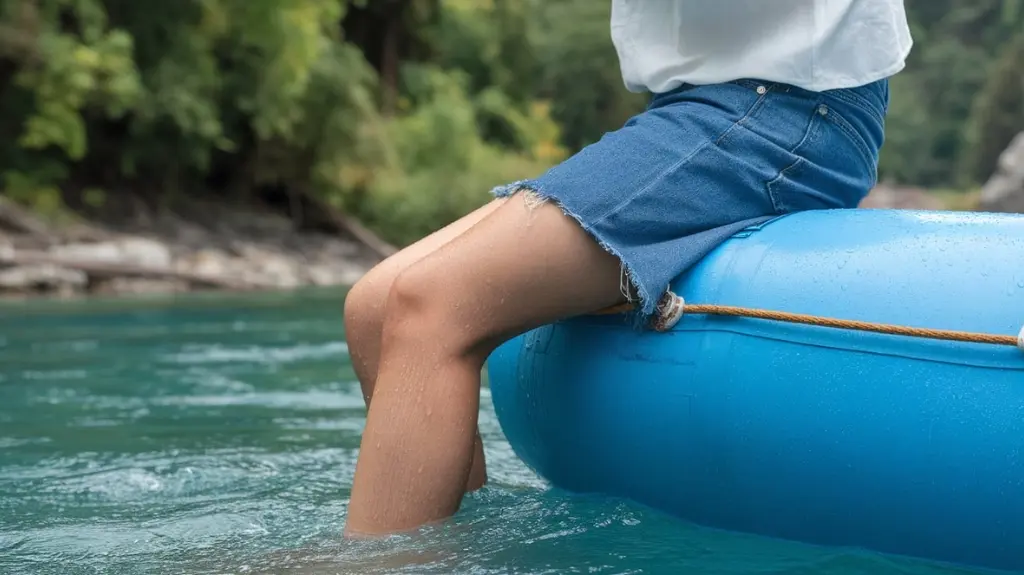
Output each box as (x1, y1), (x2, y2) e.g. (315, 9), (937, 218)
(0, 290), (997, 575)
(164, 342), (349, 365)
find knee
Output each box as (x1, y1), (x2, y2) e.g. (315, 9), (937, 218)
(380, 264), (479, 359)
(343, 269), (391, 343)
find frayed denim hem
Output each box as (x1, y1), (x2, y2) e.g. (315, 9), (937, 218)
(490, 179), (661, 329)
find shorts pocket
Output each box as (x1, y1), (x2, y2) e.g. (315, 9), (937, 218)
(765, 100), (879, 213)
(820, 104), (879, 183)
(765, 103), (828, 213)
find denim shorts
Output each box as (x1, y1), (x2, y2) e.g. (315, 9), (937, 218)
(492, 78), (889, 325)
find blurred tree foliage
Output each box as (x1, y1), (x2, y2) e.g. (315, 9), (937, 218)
(1, 0), (1023, 246)
(879, 0), (1024, 188)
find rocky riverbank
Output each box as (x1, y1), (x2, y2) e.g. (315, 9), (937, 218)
(0, 197), (384, 298)
(5, 128), (1024, 300)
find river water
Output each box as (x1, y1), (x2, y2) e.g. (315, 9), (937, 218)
(0, 289), (999, 574)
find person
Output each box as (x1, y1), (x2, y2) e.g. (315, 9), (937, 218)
(342, 0), (913, 537)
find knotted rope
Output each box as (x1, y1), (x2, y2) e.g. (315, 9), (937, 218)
(594, 293), (1024, 351)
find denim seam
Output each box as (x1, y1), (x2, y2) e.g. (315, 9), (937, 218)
(766, 101), (824, 213)
(823, 89), (884, 125)
(570, 85), (769, 322)
(823, 108), (878, 181)
(715, 85), (772, 147)
(587, 140), (711, 230)
(589, 89), (766, 230)
(591, 79), (774, 232)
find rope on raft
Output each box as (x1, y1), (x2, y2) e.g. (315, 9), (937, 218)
(593, 293), (1024, 351)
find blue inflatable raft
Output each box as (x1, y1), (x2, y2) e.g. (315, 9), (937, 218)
(486, 208), (1024, 572)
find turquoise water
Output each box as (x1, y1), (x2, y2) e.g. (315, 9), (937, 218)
(0, 289), (1001, 574)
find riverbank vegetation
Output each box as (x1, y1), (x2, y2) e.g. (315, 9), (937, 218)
(1, 0), (1023, 249)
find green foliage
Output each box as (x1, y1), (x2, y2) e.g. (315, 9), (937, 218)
(1, 0), (141, 186)
(0, 0), (565, 243)
(363, 66), (561, 246)
(2, 169), (67, 218)
(960, 31), (1024, 184)
(531, 0), (647, 151)
(3, 0), (1024, 247)
(879, 0), (1024, 187)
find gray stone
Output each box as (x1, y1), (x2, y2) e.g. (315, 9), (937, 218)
(175, 248), (232, 278)
(0, 265), (87, 292)
(232, 243), (302, 288)
(978, 132), (1024, 213)
(0, 236), (13, 261)
(93, 277), (189, 295)
(49, 237), (173, 268)
(305, 263), (367, 287)
(49, 241), (121, 263)
(116, 237), (173, 268)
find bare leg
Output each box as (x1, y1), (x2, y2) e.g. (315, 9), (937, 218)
(344, 192), (626, 537)
(343, 199), (505, 492)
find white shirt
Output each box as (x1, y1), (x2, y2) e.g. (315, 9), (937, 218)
(610, 0), (913, 93)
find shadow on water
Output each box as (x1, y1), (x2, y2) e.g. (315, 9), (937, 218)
(0, 289), (1013, 574)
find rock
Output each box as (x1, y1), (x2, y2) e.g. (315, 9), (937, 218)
(0, 264), (87, 293)
(49, 241), (121, 263)
(175, 245), (307, 289)
(146, 211), (225, 254)
(305, 263), (367, 286)
(978, 132), (1024, 213)
(92, 277), (190, 295)
(0, 235), (12, 261)
(286, 233), (361, 260)
(117, 237), (173, 268)
(232, 243), (302, 288)
(49, 237), (173, 268)
(176, 248), (233, 278)
(0, 192), (386, 298)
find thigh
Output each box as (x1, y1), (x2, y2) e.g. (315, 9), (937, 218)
(392, 192), (626, 353)
(357, 198), (506, 293)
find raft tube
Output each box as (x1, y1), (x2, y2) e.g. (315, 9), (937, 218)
(486, 208), (1024, 572)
